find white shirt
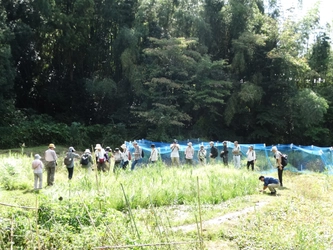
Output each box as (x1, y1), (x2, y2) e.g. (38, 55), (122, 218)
(150, 148), (158, 161)
(45, 149), (57, 162)
(246, 150), (256, 161)
(185, 146), (194, 159)
(32, 159), (44, 174)
(170, 143), (180, 157)
(95, 149), (106, 160)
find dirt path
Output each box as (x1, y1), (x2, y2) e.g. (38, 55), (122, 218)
(172, 200), (269, 233)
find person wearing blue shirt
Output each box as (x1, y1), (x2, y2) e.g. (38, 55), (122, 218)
(259, 175), (280, 195)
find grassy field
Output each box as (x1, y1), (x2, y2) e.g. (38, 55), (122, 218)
(0, 147), (333, 249)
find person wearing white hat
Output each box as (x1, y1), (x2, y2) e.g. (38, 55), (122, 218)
(95, 144), (108, 172)
(44, 143), (58, 186)
(31, 154), (44, 189)
(64, 146), (80, 180)
(120, 144), (131, 169)
(185, 142), (194, 165)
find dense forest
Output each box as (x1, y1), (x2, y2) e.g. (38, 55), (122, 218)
(0, 0), (332, 149)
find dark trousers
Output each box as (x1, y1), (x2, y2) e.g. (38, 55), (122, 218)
(247, 160), (254, 170)
(222, 156), (228, 166)
(278, 168), (284, 186)
(122, 160), (129, 170)
(67, 167), (74, 180)
(46, 161), (56, 186)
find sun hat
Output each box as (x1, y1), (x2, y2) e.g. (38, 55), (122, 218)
(95, 144), (102, 150)
(121, 144), (126, 149)
(132, 141), (138, 145)
(187, 142), (192, 146)
(209, 141), (214, 145)
(105, 146), (111, 151)
(69, 146), (75, 152)
(48, 143), (56, 148)
(34, 154), (41, 159)
(271, 146), (277, 152)
(115, 148), (119, 151)
(84, 149), (91, 154)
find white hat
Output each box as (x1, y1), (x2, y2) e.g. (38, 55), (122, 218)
(34, 154), (41, 159)
(69, 146), (75, 152)
(84, 149), (91, 154)
(187, 142), (192, 146)
(121, 144), (126, 149)
(95, 144), (102, 150)
(271, 146), (277, 152)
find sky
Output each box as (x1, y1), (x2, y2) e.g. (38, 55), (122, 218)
(279, 0), (333, 26)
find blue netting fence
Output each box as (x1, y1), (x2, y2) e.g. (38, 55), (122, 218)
(124, 139), (333, 173)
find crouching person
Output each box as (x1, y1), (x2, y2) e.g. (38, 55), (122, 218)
(259, 175), (280, 195)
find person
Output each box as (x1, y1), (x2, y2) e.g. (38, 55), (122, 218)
(170, 139), (180, 167)
(131, 141), (143, 170)
(80, 149), (94, 174)
(105, 146), (113, 171)
(220, 141), (229, 166)
(197, 145), (207, 165)
(271, 146), (284, 187)
(149, 144), (158, 164)
(185, 142), (194, 165)
(113, 148), (123, 172)
(209, 141), (218, 164)
(31, 154), (44, 189)
(120, 144), (131, 169)
(259, 175), (280, 195)
(44, 143), (57, 186)
(65, 146), (80, 180)
(246, 145), (256, 171)
(95, 144), (108, 172)
(232, 141), (241, 169)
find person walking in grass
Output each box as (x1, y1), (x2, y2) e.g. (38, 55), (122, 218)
(271, 146), (284, 187)
(65, 146), (80, 180)
(209, 141), (218, 164)
(120, 144), (131, 169)
(185, 142), (194, 165)
(198, 145), (207, 165)
(113, 148), (123, 172)
(95, 144), (108, 172)
(259, 175), (280, 195)
(80, 149), (94, 174)
(232, 141), (241, 169)
(131, 141), (143, 170)
(246, 145), (256, 171)
(170, 139), (180, 167)
(44, 143), (57, 186)
(149, 144), (158, 164)
(31, 154), (44, 189)
(220, 141), (229, 166)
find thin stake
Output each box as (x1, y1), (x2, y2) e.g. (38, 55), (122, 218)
(120, 183), (141, 241)
(196, 176), (204, 249)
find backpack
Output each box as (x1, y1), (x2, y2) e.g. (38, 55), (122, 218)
(80, 154), (89, 165)
(64, 154), (73, 166)
(281, 153), (288, 167)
